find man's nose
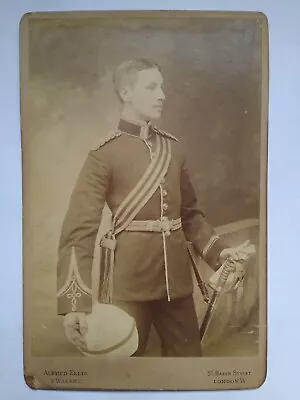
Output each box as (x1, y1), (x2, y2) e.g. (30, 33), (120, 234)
(157, 87), (166, 101)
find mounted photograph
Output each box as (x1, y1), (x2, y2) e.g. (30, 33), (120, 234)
(21, 10), (268, 390)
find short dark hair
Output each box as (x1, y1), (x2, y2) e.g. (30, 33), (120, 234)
(112, 58), (162, 102)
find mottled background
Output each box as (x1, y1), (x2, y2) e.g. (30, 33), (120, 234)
(22, 15), (262, 356)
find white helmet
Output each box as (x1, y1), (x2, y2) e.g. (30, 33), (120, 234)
(77, 303), (139, 357)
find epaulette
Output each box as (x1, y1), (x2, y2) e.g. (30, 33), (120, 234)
(91, 130), (122, 151)
(152, 126), (179, 142)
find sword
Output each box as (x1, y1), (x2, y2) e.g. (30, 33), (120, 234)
(199, 258), (233, 342)
(187, 245), (210, 304)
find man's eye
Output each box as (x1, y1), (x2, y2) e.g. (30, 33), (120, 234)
(147, 85), (156, 90)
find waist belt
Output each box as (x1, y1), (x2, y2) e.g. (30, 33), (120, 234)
(125, 217), (182, 235)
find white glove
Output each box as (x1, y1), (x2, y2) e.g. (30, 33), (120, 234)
(208, 240), (256, 292)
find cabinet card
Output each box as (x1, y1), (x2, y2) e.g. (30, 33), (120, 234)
(21, 10), (268, 391)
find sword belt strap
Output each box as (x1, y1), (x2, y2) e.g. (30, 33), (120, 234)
(112, 133), (172, 235)
(125, 217), (182, 233)
(99, 132), (172, 304)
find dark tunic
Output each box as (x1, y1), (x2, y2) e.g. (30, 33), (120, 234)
(57, 119), (226, 315)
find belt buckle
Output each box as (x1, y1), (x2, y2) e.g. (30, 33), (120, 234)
(160, 217), (171, 235)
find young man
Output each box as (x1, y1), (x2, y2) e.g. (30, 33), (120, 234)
(57, 59), (242, 357)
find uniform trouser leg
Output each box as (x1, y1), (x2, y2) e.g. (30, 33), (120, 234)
(112, 299), (154, 356)
(113, 295), (202, 357)
(153, 295), (202, 357)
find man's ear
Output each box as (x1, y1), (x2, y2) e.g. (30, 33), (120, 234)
(119, 85), (131, 103)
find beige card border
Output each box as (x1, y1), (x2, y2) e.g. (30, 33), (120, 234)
(20, 9), (269, 391)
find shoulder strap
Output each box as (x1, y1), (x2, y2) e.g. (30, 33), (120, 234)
(112, 133), (172, 235)
(91, 131), (122, 151)
(152, 126), (179, 142)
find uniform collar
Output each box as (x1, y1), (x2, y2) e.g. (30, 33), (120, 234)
(118, 119), (153, 139)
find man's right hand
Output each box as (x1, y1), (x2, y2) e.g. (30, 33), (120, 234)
(63, 312), (88, 349)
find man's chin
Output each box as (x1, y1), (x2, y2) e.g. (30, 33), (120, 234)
(140, 110), (162, 122)
(149, 110), (162, 120)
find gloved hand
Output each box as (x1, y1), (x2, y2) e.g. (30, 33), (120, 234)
(63, 312), (88, 349)
(209, 240), (256, 292)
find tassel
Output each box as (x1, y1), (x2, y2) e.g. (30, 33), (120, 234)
(98, 245), (106, 302)
(107, 248), (115, 304)
(98, 231), (117, 304)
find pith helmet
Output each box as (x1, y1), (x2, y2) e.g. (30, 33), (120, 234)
(78, 303), (139, 357)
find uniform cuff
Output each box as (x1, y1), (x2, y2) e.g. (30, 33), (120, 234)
(203, 237), (227, 271)
(57, 292), (92, 315)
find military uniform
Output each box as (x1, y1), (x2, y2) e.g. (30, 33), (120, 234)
(57, 118), (227, 356)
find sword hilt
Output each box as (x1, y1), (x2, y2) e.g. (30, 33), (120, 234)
(217, 259), (233, 289)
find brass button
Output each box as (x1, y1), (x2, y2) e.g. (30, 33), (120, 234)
(164, 230), (171, 237)
(161, 177), (166, 184)
(163, 203), (168, 211)
(162, 189), (167, 197)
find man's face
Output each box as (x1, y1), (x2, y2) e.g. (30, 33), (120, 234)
(121, 68), (166, 121)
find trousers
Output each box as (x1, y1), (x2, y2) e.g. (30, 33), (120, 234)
(112, 294), (202, 357)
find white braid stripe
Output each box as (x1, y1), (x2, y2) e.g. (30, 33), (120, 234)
(57, 247), (92, 298)
(202, 235), (220, 259)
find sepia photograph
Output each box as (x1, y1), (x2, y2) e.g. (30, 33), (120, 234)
(21, 10), (268, 390)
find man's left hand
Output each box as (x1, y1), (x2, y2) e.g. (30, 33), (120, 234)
(209, 240), (256, 291)
(219, 240), (253, 266)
